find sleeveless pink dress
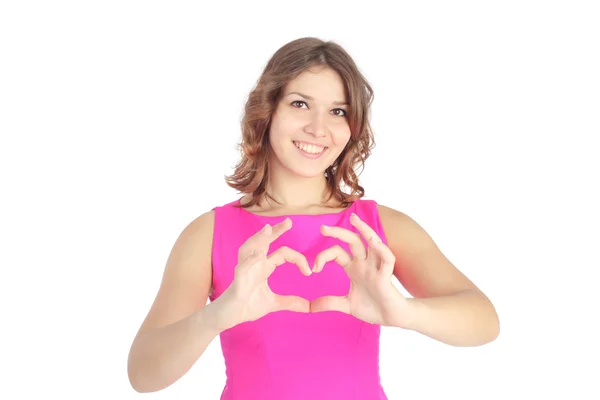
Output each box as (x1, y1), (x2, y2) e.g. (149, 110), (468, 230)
(209, 198), (389, 400)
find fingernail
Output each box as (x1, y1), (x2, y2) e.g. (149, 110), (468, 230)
(322, 225), (329, 231)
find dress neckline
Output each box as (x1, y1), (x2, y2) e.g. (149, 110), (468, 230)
(236, 197), (358, 219)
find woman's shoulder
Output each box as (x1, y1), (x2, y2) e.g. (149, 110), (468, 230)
(212, 197), (242, 210)
(180, 209), (216, 240)
(353, 196), (396, 219)
(352, 197), (415, 235)
(371, 201), (436, 254)
(354, 196), (408, 220)
(372, 201), (414, 229)
(177, 199), (241, 245)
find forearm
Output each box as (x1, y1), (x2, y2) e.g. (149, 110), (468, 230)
(401, 289), (500, 347)
(127, 299), (225, 393)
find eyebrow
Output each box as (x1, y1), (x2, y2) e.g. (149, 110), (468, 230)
(286, 91), (348, 106)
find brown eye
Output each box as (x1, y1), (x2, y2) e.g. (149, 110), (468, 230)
(332, 108), (347, 117)
(291, 100), (307, 108)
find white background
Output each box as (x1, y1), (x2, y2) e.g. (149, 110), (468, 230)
(1, 1), (598, 399)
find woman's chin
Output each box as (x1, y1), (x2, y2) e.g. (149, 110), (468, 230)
(286, 165), (327, 179)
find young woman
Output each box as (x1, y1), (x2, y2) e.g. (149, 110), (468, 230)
(127, 37), (500, 399)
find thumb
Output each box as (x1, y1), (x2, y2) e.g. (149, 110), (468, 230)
(310, 295), (350, 314)
(273, 294), (310, 313)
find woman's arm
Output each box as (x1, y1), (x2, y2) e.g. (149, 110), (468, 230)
(127, 210), (224, 392)
(377, 204), (500, 346)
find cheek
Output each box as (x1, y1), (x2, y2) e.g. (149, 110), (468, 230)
(275, 108), (303, 127)
(268, 118), (287, 145)
(270, 116), (295, 143)
(332, 127), (351, 147)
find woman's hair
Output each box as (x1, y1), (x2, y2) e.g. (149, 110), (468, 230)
(225, 37), (375, 208)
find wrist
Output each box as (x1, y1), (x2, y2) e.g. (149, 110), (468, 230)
(396, 297), (422, 330)
(382, 285), (417, 329)
(198, 295), (231, 335)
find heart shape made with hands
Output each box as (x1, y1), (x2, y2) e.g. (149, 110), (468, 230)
(236, 212), (408, 327)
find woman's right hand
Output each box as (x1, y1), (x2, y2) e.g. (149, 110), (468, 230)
(216, 218), (312, 331)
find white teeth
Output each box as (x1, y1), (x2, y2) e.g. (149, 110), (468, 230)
(294, 141), (325, 154)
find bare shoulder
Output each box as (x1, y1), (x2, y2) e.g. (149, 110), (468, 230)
(375, 203), (478, 298)
(133, 209), (215, 338)
(165, 209), (215, 286)
(165, 209), (216, 290)
(171, 210), (215, 255)
(376, 203), (408, 224)
(376, 204), (427, 245)
(376, 203), (439, 254)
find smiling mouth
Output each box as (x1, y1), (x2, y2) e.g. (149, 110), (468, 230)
(293, 140), (327, 155)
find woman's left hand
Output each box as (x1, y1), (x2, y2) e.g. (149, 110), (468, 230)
(310, 213), (409, 326)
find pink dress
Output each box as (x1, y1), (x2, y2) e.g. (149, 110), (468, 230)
(209, 198), (389, 400)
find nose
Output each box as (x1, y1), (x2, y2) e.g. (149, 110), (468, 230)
(304, 112), (328, 138)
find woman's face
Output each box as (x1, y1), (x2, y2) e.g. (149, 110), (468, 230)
(268, 66), (352, 178)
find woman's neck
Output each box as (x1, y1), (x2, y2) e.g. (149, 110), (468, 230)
(259, 160), (336, 208)
(264, 178), (331, 208)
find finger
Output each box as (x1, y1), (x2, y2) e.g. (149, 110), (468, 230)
(272, 294), (310, 313)
(320, 225), (367, 259)
(368, 236), (396, 275)
(350, 213), (383, 244)
(312, 245), (352, 273)
(235, 249), (265, 273)
(310, 295), (350, 314)
(239, 218), (293, 261)
(266, 246), (312, 276)
(268, 217), (294, 242)
(238, 224), (271, 262)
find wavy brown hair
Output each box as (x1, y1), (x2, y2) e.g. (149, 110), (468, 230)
(225, 37), (375, 208)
